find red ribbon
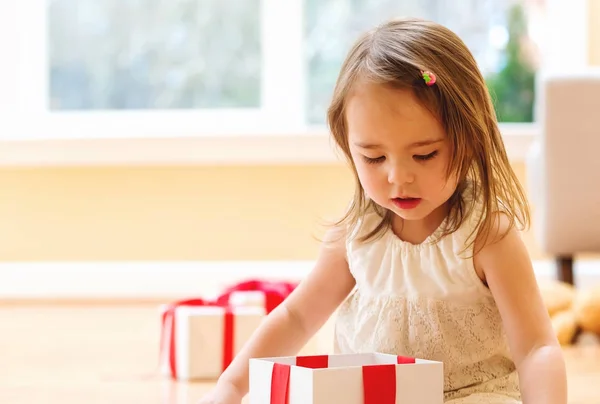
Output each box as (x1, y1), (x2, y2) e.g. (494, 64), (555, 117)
(160, 279), (298, 379)
(160, 298), (230, 379)
(362, 364), (397, 404)
(296, 354), (329, 369)
(222, 309), (235, 374)
(216, 280), (298, 313)
(362, 356), (414, 403)
(268, 354), (415, 403)
(397, 355), (416, 364)
(270, 363), (291, 404)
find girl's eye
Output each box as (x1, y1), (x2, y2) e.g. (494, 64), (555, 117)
(414, 150), (438, 161)
(363, 155), (386, 164)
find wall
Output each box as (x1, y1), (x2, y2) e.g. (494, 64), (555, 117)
(0, 160), (550, 262)
(0, 165), (354, 261)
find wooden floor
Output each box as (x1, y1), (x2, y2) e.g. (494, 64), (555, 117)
(1, 304), (599, 404)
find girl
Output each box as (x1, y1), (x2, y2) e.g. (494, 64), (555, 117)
(199, 17), (567, 404)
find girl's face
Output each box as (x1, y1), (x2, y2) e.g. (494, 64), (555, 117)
(346, 82), (458, 224)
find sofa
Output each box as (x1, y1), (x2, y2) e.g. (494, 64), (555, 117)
(526, 69), (600, 285)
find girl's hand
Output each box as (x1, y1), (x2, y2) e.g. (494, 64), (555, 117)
(197, 380), (244, 404)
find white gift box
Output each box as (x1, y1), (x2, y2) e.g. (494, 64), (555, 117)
(160, 303), (265, 380)
(249, 352), (444, 404)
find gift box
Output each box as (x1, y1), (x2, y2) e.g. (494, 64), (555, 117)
(160, 279), (298, 381)
(249, 352), (444, 404)
(160, 302), (265, 380)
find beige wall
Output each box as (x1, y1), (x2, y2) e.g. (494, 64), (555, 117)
(1, 5), (598, 263)
(0, 165), (352, 261)
(0, 162), (550, 262)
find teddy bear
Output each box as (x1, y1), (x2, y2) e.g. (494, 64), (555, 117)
(539, 279), (600, 345)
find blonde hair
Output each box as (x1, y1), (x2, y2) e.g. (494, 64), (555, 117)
(327, 17), (530, 253)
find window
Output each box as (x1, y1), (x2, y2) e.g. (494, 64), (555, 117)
(48, 0), (262, 110)
(0, 0), (590, 147)
(305, 0), (546, 124)
(5, 0), (305, 140)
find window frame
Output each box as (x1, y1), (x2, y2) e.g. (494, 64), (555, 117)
(0, 0), (590, 165)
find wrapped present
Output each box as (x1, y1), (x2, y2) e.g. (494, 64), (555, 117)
(160, 301), (265, 380)
(160, 279), (298, 380)
(249, 352), (444, 404)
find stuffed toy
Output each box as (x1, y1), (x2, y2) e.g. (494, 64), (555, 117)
(539, 279), (600, 345)
(573, 287), (600, 335)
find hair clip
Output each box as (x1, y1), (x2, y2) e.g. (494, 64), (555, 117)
(421, 70), (436, 86)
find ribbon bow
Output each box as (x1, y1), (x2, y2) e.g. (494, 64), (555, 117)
(216, 280), (298, 313)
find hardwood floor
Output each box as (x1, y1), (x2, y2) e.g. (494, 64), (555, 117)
(0, 304), (599, 403)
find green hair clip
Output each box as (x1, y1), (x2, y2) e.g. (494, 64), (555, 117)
(421, 70), (436, 86)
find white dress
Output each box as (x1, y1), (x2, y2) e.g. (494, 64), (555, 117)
(333, 201), (521, 403)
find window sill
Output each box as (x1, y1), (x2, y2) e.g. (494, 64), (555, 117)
(0, 123), (537, 167)
(0, 258), (597, 301)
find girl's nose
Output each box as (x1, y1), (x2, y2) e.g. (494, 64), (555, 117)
(387, 163), (415, 185)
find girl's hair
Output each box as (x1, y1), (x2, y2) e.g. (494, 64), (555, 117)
(327, 17), (530, 253)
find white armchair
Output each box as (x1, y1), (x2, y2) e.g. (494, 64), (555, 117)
(526, 69), (600, 285)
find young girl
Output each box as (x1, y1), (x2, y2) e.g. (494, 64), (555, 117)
(200, 17), (567, 404)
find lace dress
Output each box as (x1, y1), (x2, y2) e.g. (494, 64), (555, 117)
(333, 203), (521, 403)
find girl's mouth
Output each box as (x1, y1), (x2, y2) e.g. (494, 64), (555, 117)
(392, 197), (422, 210)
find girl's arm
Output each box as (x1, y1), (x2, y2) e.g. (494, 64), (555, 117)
(474, 215), (567, 404)
(215, 226), (356, 397)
